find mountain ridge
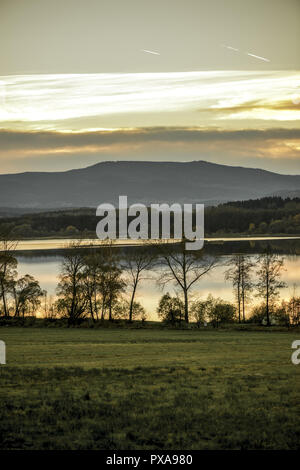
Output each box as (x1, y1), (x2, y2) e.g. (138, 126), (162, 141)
(1, 160), (299, 209)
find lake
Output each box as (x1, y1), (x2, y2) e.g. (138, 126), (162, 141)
(15, 237), (300, 320)
(13, 236), (300, 251)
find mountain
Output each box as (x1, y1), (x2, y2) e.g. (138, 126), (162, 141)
(1, 160), (300, 209)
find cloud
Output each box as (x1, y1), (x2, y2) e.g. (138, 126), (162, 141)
(200, 100), (300, 114)
(0, 127), (300, 151)
(0, 70), (299, 174)
(1, 71), (299, 131)
(0, 127), (299, 175)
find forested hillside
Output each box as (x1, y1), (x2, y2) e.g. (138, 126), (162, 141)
(0, 197), (299, 238)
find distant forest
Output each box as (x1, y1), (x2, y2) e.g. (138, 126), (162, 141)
(0, 197), (299, 238)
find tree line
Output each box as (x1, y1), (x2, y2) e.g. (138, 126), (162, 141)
(0, 232), (299, 327)
(0, 197), (299, 238)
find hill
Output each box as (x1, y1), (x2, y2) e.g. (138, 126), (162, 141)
(0, 160), (300, 209)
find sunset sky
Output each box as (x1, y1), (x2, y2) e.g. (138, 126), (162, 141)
(0, 0), (299, 174)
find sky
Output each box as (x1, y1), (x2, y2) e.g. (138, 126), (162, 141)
(0, 0), (299, 174)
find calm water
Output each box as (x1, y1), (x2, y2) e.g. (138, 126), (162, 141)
(16, 238), (300, 320)
(14, 236), (300, 251)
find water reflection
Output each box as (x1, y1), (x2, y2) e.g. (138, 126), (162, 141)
(13, 236), (300, 253)
(16, 239), (300, 320)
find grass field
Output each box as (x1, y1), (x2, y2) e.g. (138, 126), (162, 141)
(0, 327), (299, 450)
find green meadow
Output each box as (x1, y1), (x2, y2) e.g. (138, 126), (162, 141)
(0, 327), (299, 450)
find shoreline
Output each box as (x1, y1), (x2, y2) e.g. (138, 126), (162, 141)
(9, 235), (300, 252)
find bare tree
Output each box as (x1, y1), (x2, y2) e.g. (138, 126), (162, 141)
(225, 254), (254, 322)
(123, 245), (156, 322)
(225, 255), (242, 322)
(256, 251), (287, 326)
(42, 294), (59, 320)
(157, 241), (217, 323)
(240, 256), (254, 322)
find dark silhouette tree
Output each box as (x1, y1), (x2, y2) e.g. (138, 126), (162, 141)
(0, 228), (18, 317)
(13, 274), (44, 317)
(157, 241), (217, 323)
(56, 241), (87, 325)
(157, 293), (184, 325)
(123, 246), (156, 322)
(225, 254), (254, 322)
(256, 251), (286, 326)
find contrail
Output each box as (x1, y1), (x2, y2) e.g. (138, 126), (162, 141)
(141, 49), (160, 55)
(221, 44), (239, 52)
(247, 52), (270, 62)
(221, 44), (270, 63)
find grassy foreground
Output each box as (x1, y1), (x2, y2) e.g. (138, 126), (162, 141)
(0, 328), (299, 450)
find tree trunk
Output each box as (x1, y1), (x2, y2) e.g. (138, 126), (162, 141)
(237, 285), (241, 323)
(89, 297), (95, 322)
(94, 287), (98, 320)
(0, 279), (8, 317)
(2, 291), (8, 317)
(108, 295), (113, 321)
(266, 272), (270, 326)
(184, 289), (189, 324)
(129, 280), (138, 322)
